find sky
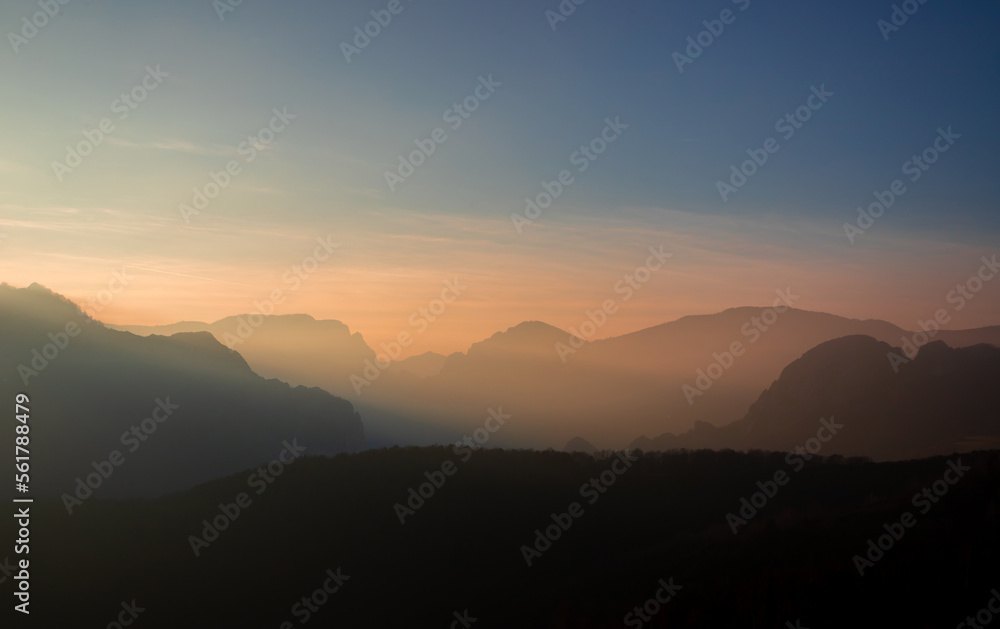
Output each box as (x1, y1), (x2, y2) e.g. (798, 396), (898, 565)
(1, 0), (998, 356)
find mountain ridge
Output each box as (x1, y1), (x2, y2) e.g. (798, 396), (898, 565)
(0, 283), (366, 498)
(15, 283), (1000, 452)
(631, 334), (1000, 460)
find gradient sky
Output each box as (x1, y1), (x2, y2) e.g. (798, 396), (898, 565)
(1, 0), (998, 356)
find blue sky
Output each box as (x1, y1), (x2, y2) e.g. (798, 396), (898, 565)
(1, 0), (998, 353)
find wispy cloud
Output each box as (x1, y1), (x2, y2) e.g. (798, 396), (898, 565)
(123, 265), (262, 289)
(106, 137), (233, 156)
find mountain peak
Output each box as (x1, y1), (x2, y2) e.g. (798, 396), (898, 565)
(755, 334), (896, 404)
(467, 320), (583, 356)
(507, 320), (568, 335)
(564, 437), (598, 453)
(0, 281), (95, 326)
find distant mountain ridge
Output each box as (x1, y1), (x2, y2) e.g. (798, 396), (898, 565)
(0, 283), (365, 498)
(60, 286), (1000, 452)
(386, 351), (447, 379)
(564, 437), (598, 453)
(360, 307), (1000, 450)
(112, 314), (376, 398)
(631, 335), (1000, 461)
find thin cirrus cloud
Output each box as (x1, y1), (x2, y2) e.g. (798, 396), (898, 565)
(105, 137), (234, 157)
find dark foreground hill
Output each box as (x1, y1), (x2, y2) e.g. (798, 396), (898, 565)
(633, 335), (1000, 461)
(5, 447), (999, 628)
(0, 283), (365, 498)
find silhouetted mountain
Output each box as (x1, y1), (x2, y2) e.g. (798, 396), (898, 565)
(355, 321), (588, 448)
(447, 321), (585, 365)
(384, 351), (447, 379)
(112, 314), (376, 398)
(363, 308), (1000, 449)
(575, 308), (998, 442)
(0, 284), (365, 498)
(564, 437), (598, 453)
(105, 304), (1000, 451)
(632, 335), (1000, 460)
(433, 321), (585, 390)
